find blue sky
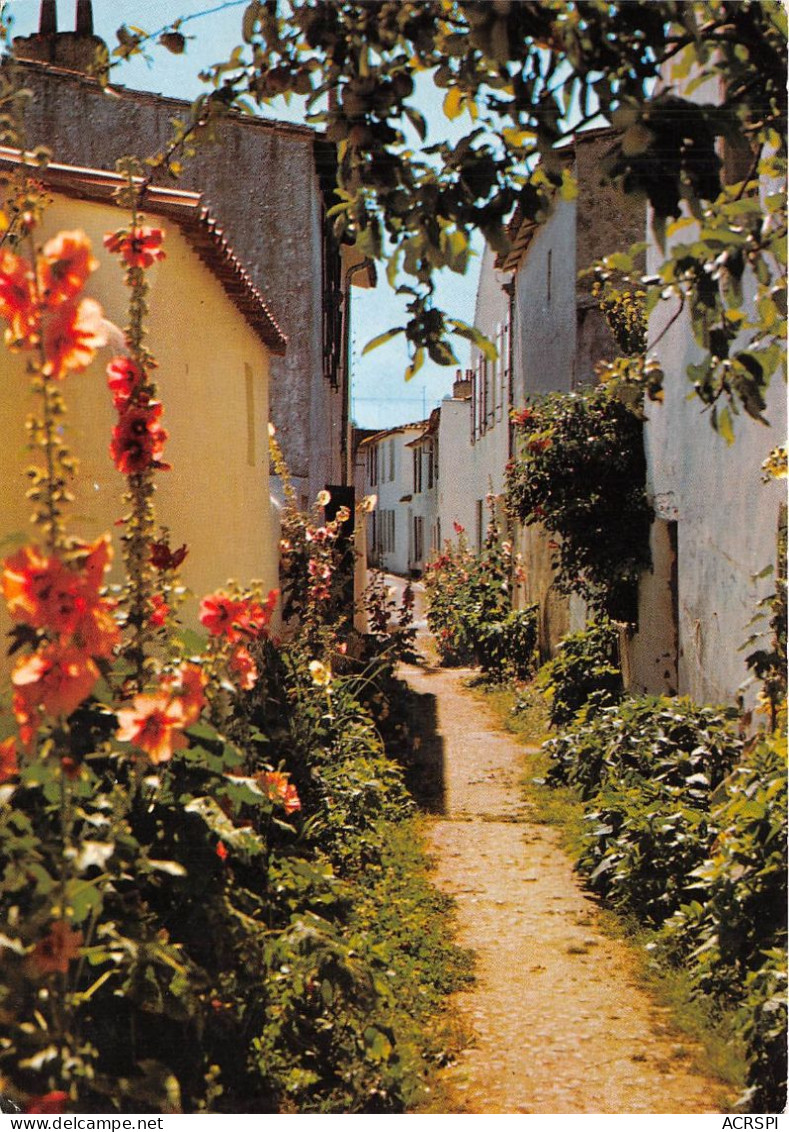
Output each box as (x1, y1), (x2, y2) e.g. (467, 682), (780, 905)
(5, 0), (481, 430)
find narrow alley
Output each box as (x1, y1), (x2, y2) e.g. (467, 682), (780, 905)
(397, 580), (734, 1114)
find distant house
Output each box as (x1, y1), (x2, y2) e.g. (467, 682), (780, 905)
(356, 423), (426, 576)
(11, 1), (374, 509)
(406, 409), (441, 573)
(0, 150), (286, 674)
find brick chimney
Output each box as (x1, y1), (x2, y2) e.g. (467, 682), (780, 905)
(13, 1), (108, 80)
(453, 367), (473, 400)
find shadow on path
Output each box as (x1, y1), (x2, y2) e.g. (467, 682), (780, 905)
(395, 665), (446, 814)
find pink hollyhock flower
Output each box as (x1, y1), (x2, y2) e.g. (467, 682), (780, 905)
(42, 297), (106, 379)
(116, 692), (188, 765)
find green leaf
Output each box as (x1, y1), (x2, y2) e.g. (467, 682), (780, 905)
(405, 347), (424, 381)
(427, 339), (458, 366)
(449, 319), (497, 360)
(362, 327), (405, 355)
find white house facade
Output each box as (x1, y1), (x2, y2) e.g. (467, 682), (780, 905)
(357, 423), (425, 576)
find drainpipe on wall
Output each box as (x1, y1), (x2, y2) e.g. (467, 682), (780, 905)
(340, 259), (372, 486)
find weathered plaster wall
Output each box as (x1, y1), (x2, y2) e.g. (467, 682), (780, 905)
(17, 62), (339, 506)
(630, 274), (786, 706)
(0, 193), (278, 682)
(436, 398), (478, 542)
(512, 195), (577, 403)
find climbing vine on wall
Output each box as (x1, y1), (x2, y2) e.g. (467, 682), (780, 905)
(504, 385), (652, 622)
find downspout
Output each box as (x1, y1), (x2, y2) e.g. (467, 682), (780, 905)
(340, 259), (372, 486)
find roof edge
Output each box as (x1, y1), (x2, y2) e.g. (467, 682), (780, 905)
(0, 146), (287, 355)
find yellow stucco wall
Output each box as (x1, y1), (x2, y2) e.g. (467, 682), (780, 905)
(0, 193), (279, 672)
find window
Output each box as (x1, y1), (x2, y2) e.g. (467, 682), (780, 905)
(367, 443), (379, 488)
(413, 447), (423, 494)
(245, 363), (256, 466)
(426, 441), (434, 489)
(413, 516), (424, 564)
(389, 438), (395, 481)
(379, 509), (396, 555)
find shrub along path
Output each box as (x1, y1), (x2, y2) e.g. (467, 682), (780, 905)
(399, 649), (734, 1113)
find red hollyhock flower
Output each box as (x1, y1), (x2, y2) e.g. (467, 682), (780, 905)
(27, 1092), (69, 1114)
(150, 540), (188, 571)
(237, 589), (278, 639)
(42, 297), (106, 379)
(3, 538), (119, 658)
(27, 921), (83, 976)
(110, 402), (169, 474)
(215, 840), (229, 862)
(149, 593), (169, 628)
(106, 355), (144, 409)
(0, 248), (38, 345)
(229, 644), (258, 690)
(161, 662), (207, 727)
(73, 533), (114, 596)
(199, 591), (245, 640)
(38, 230), (98, 308)
(3, 546), (85, 634)
(12, 646), (99, 725)
(257, 770), (301, 815)
(104, 226), (166, 269)
(0, 737), (18, 783)
(116, 692), (188, 764)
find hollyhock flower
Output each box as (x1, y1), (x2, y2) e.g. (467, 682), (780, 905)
(305, 526), (329, 544)
(27, 1093), (69, 1115)
(241, 590), (278, 637)
(110, 401), (169, 474)
(27, 921), (83, 976)
(2, 547), (84, 634)
(104, 226), (166, 269)
(453, 521), (464, 534)
(39, 230), (98, 307)
(0, 247), (38, 344)
(257, 770), (301, 815)
(149, 593), (169, 628)
(315, 489), (331, 508)
(71, 600), (120, 659)
(12, 647), (99, 724)
(162, 662), (206, 726)
(116, 692), (188, 764)
(229, 644), (258, 690)
(360, 495), (377, 513)
(106, 355), (144, 409)
(0, 737), (18, 783)
(199, 591), (244, 638)
(42, 297), (107, 379)
(308, 660), (331, 687)
(215, 840), (228, 862)
(335, 506), (351, 524)
(150, 540), (188, 571)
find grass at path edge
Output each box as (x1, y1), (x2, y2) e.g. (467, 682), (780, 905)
(467, 676), (747, 1105)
